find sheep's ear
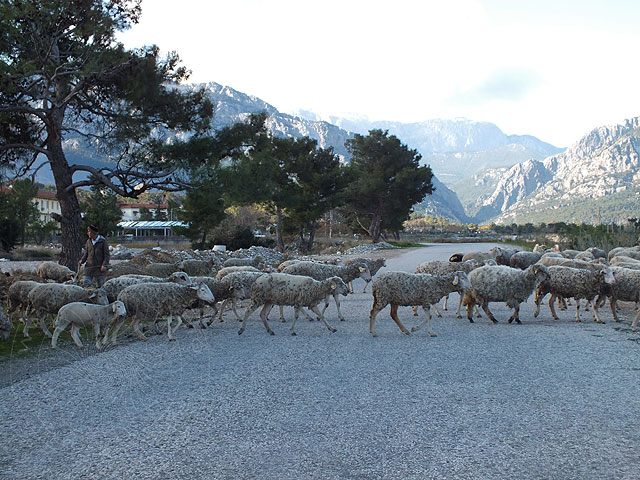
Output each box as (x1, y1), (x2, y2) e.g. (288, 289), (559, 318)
(111, 303), (117, 313)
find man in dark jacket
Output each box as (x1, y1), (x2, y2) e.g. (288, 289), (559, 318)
(78, 224), (110, 288)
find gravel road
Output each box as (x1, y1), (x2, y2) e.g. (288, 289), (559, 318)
(1, 243), (640, 480)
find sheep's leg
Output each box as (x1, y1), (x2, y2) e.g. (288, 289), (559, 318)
(278, 305), (286, 323)
(238, 301), (260, 335)
(217, 299), (229, 322)
(299, 307), (315, 321)
(69, 325), (84, 348)
(480, 303), (498, 323)
(443, 294), (449, 311)
(39, 314), (53, 338)
(289, 307), (300, 335)
(575, 300), (581, 322)
(411, 305), (436, 336)
(549, 294), (560, 320)
(347, 281), (353, 294)
(590, 300), (604, 324)
(610, 297), (620, 322)
(432, 304), (442, 318)
(333, 293), (345, 322)
(534, 291), (545, 318)
(507, 305), (521, 324)
(130, 318), (149, 341)
(455, 296), (462, 318)
(22, 316), (33, 338)
(167, 315), (183, 341)
(361, 280), (370, 294)
(465, 302), (475, 323)
(51, 320), (70, 349)
(632, 309), (640, 331)
(389, 304), (411, 335)
(310, 304), (336, 334)
(412, 305), (419, 316)
(93, 323), (102, 349)
(369, 301), (386, 337)
(258, 303), (275, 335)
(231, 298), (243, 322)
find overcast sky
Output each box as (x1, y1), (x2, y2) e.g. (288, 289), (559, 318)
(118, 0), (640, 147)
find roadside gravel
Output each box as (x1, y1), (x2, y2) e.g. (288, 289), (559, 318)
(1, 243), (639, 479)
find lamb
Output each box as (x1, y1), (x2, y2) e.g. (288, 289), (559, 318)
(508, 251), (543, 270)
(7, 280), (43, 337)
(102, 271), (192, 302)
(223, 255), (265, 269)
(238, 273), (349, 336)
(0, 309), (12, 341)
(281, 261), (371, 321)
(462, 264), (550, 324)
(109, 282), (216, 343)
(51, 301), (127, 349)
(36, 261), (76, 283)
(533, 265), (615, 323)
(369, 271), (472, 337)
(215, 265), (261, 280)
(27, 284), (109, 337)
(344, 257), (386, 293)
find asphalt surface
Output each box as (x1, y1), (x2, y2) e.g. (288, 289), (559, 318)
(1, 242), (640, 480)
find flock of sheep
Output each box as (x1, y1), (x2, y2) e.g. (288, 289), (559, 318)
(3, 242), (640, 349)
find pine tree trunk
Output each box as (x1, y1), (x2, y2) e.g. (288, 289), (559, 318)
(47, 114), (84, 270)
(276, 207), (285, 252)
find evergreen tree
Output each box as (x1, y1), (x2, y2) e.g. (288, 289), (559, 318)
(344, 130), (433, 243)
(80, 183), (123, 235)
(0, 0), (213, 267)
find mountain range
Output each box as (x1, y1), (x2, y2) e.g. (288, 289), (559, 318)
(51, 81), (640, 226)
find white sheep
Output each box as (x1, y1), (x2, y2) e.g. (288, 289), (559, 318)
(606, 267), (640, 324)
(177, 258), (217, 276)
(280, 261), (371, 322)
(277, 256), (344, 272)
(27, 284), (109, 337)
(223, 255), (265, 268)
(508, 251), (543, 270)
(533, 265), (615, 323)
(36, 261), (76, 283)
(194, 271), (268, 324)
(344, 257), (386, 293)
(462, 264), (550, 324)
(238, 273), (349, 336)
(414, 259), (480, 317)
(103, 271), (191, 302)
(489, 246), (520, 266)
(109, 282), (216, 343)
(369, 271), (472, 337)
(0, 309), (12, 341)
(51, 301), (127, 349)
(7, 280), (43, 337)
(215, 265), (261, 280)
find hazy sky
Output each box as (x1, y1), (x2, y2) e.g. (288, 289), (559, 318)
(118, 0), (640, 147)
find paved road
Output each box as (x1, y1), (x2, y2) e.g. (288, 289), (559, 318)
(2, 243), (640, 479)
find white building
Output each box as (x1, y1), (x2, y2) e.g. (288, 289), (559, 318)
(118, 203), (169, 222)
